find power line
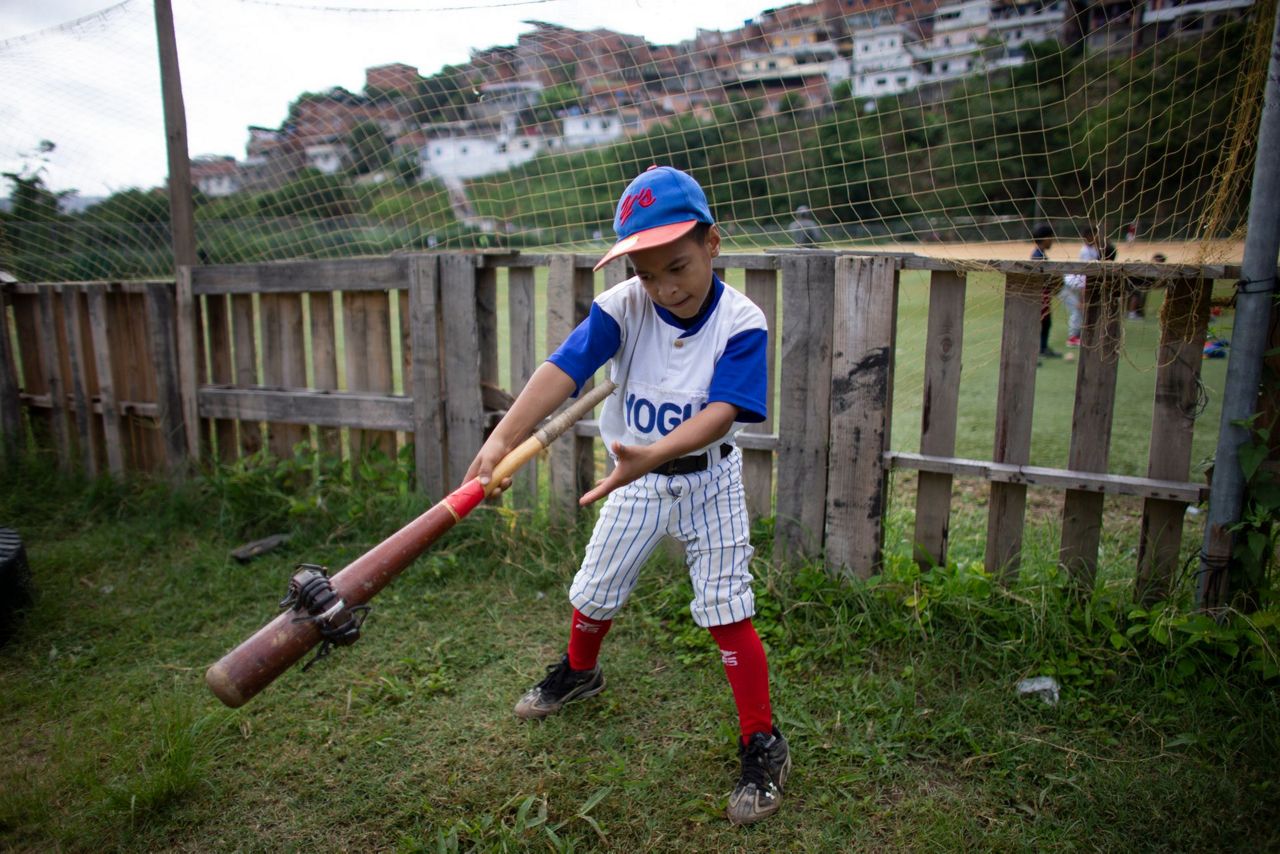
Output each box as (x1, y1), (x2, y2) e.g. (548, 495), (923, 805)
(235, 0), (563, 14)
(0, 0), (134, 50)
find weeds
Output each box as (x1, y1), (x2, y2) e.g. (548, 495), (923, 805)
(1, 455), (1277, 851)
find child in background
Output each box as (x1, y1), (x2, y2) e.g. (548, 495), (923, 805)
(466, 166), (788, 826)
(1031, 224), (1060, 359)
(1060, 224), (1101, 347)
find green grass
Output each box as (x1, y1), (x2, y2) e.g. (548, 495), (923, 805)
(0, 457), (1276, 851)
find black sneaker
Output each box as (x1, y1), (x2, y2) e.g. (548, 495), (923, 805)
(727, 726), (791, 825)
(513, 654), (605, 720)
(1040, 347), (1062, 358)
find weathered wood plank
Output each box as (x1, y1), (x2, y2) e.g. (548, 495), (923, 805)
(776, 254), (836, 560)
(204, 291), (238, 461)
(343, 290), (398, 464)
(545, 255), (588, 518)
(477, 264), (499, 387)
(913, 269), (966, 568)
(489, 253), (779, 271)
(742, 268), (777, 523)
(985, 273), (1045, 581)
(439, 254), (485, 488)
(408, 255), (446, 498)
(175, 266), (202, 463)
(191, 257), (407, 295)
(308, 291), (342, 459)
(230, 294), (262, 456)
(259, 293), (307, 459)
(826, 256), (898, 577)
(572, 266), (597, 499)
(199, 387), (412, 429)
(0, 288), (25, 460)
(143, 282), (188, 475)
(1059, 274), (1125, 588)
(889, 452), (1207, 503)
(507, 265), (538, 508)
(84, 287), (125, 475)
(1136, 278), (1212, 603)
(36, 288), (71, 469)
(897, 255), (1240, 280)
(61, 286), (96, 474)
(11, 294), (51, 450)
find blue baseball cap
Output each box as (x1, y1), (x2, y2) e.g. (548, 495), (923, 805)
(593, 166), (714, 271)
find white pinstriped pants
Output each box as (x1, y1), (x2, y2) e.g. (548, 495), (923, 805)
(569, 449), (756, 628)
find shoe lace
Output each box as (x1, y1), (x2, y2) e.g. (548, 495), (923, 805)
(535, 656), (579, 693)
(738, 737), (774, 790)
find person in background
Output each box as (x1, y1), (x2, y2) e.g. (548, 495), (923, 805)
(787, 205), (822, 247)
(1031, 224), (1060, 359)
(1060, 224), (1101, 347)
(1130, 252), (1166, 320)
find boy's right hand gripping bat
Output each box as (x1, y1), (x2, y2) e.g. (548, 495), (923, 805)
(205, 381), (617, 709)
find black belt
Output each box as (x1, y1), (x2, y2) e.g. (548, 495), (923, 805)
(652, 443), (734, 477)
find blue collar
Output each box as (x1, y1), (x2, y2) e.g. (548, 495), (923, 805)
(653, 274), (724, 338)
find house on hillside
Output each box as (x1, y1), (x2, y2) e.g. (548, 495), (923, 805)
(419, 122), (549, 181)
(240, 126), (303, 190)
(989, 0), (1067, 52)
(911, 0), (990, 81)
(561, 111), (625, 147)
(190, 155), (241, 197)
(303, 140), (348, 175)
(850, 23), (920, 97)
(1142, 0), (1254, 42)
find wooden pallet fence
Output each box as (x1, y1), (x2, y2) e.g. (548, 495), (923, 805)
(3, 252), (1235, 593)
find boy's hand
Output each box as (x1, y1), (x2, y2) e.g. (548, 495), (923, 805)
(579, 441), (658, 506)
(465, 435), (515, 494)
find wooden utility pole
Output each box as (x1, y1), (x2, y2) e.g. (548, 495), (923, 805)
(153, 0), (197, 270)
(153, 0), (198, 467)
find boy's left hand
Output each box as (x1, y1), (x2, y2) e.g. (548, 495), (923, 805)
(579, 441), (658, 505)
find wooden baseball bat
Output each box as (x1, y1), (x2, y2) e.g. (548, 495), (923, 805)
(205, 380), (617, 708)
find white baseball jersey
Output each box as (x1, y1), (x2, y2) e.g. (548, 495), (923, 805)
(547, 274), (769, 627)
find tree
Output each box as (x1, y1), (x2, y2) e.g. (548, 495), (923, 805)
(347, 121), (393, 176)
(3, 140), (64, 223)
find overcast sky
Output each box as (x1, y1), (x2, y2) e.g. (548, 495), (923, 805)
(0, 0), (768, 198)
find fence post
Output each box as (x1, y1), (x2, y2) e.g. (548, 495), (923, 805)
(825, 255), (898, 577)
(438, 254), (485, 489)
(408, 254), (447, 499)
(1136, 277), (1212, 603)
(175, 266), (201, 463)
(35, 288), (71, 470)
(1059, 272), (1124, 589)
(985, 273), (1042, 582)
(143, 281), (188, 475)
(776, 253), (836, 561)
(506, 264), (538, 507)
(60, 285), (95, 475)
(0, 285), (22, 462)
(913, 269), (967, 569)
(742, 267), (779, 523)
(84, 286), (126, 476)
(546, 255), (592, 519)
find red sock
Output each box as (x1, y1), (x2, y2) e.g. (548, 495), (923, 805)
(567, 609), (611, 671)
(708, 618), (772, 742)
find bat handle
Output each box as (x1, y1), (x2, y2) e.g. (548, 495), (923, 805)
(485, 380), (617, 498)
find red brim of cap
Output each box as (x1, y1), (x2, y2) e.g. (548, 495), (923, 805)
(592, 220), (699, 271)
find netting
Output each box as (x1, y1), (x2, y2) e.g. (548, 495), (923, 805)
(0, 0), (1269, 282)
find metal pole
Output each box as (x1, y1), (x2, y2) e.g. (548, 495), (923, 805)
(153, 0), (197, 271)
(1197, 1), (1280, 609)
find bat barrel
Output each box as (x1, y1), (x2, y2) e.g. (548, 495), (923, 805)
(205, 487), (480, 708)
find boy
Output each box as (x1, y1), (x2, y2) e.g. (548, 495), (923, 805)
(465, 166), (788, 826)
(1031, 224), (1060, 359)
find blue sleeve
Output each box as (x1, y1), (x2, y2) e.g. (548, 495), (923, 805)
(708, 328), (768, 423)
(546, 303), (621, 395)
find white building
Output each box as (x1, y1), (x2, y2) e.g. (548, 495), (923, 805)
(304, 142), (347, 175)
(850, 24), (920, 97)
(913, 0), (991, 81)
(420, 133), (547, 181)
(561, 112), (625, 148)
(190, 156), (241, 197)
(989, 0), (1067, 51)
(1142, 0), (1254, 38)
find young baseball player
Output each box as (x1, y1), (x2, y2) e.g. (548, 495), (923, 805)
(465, 166), (788, 825)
